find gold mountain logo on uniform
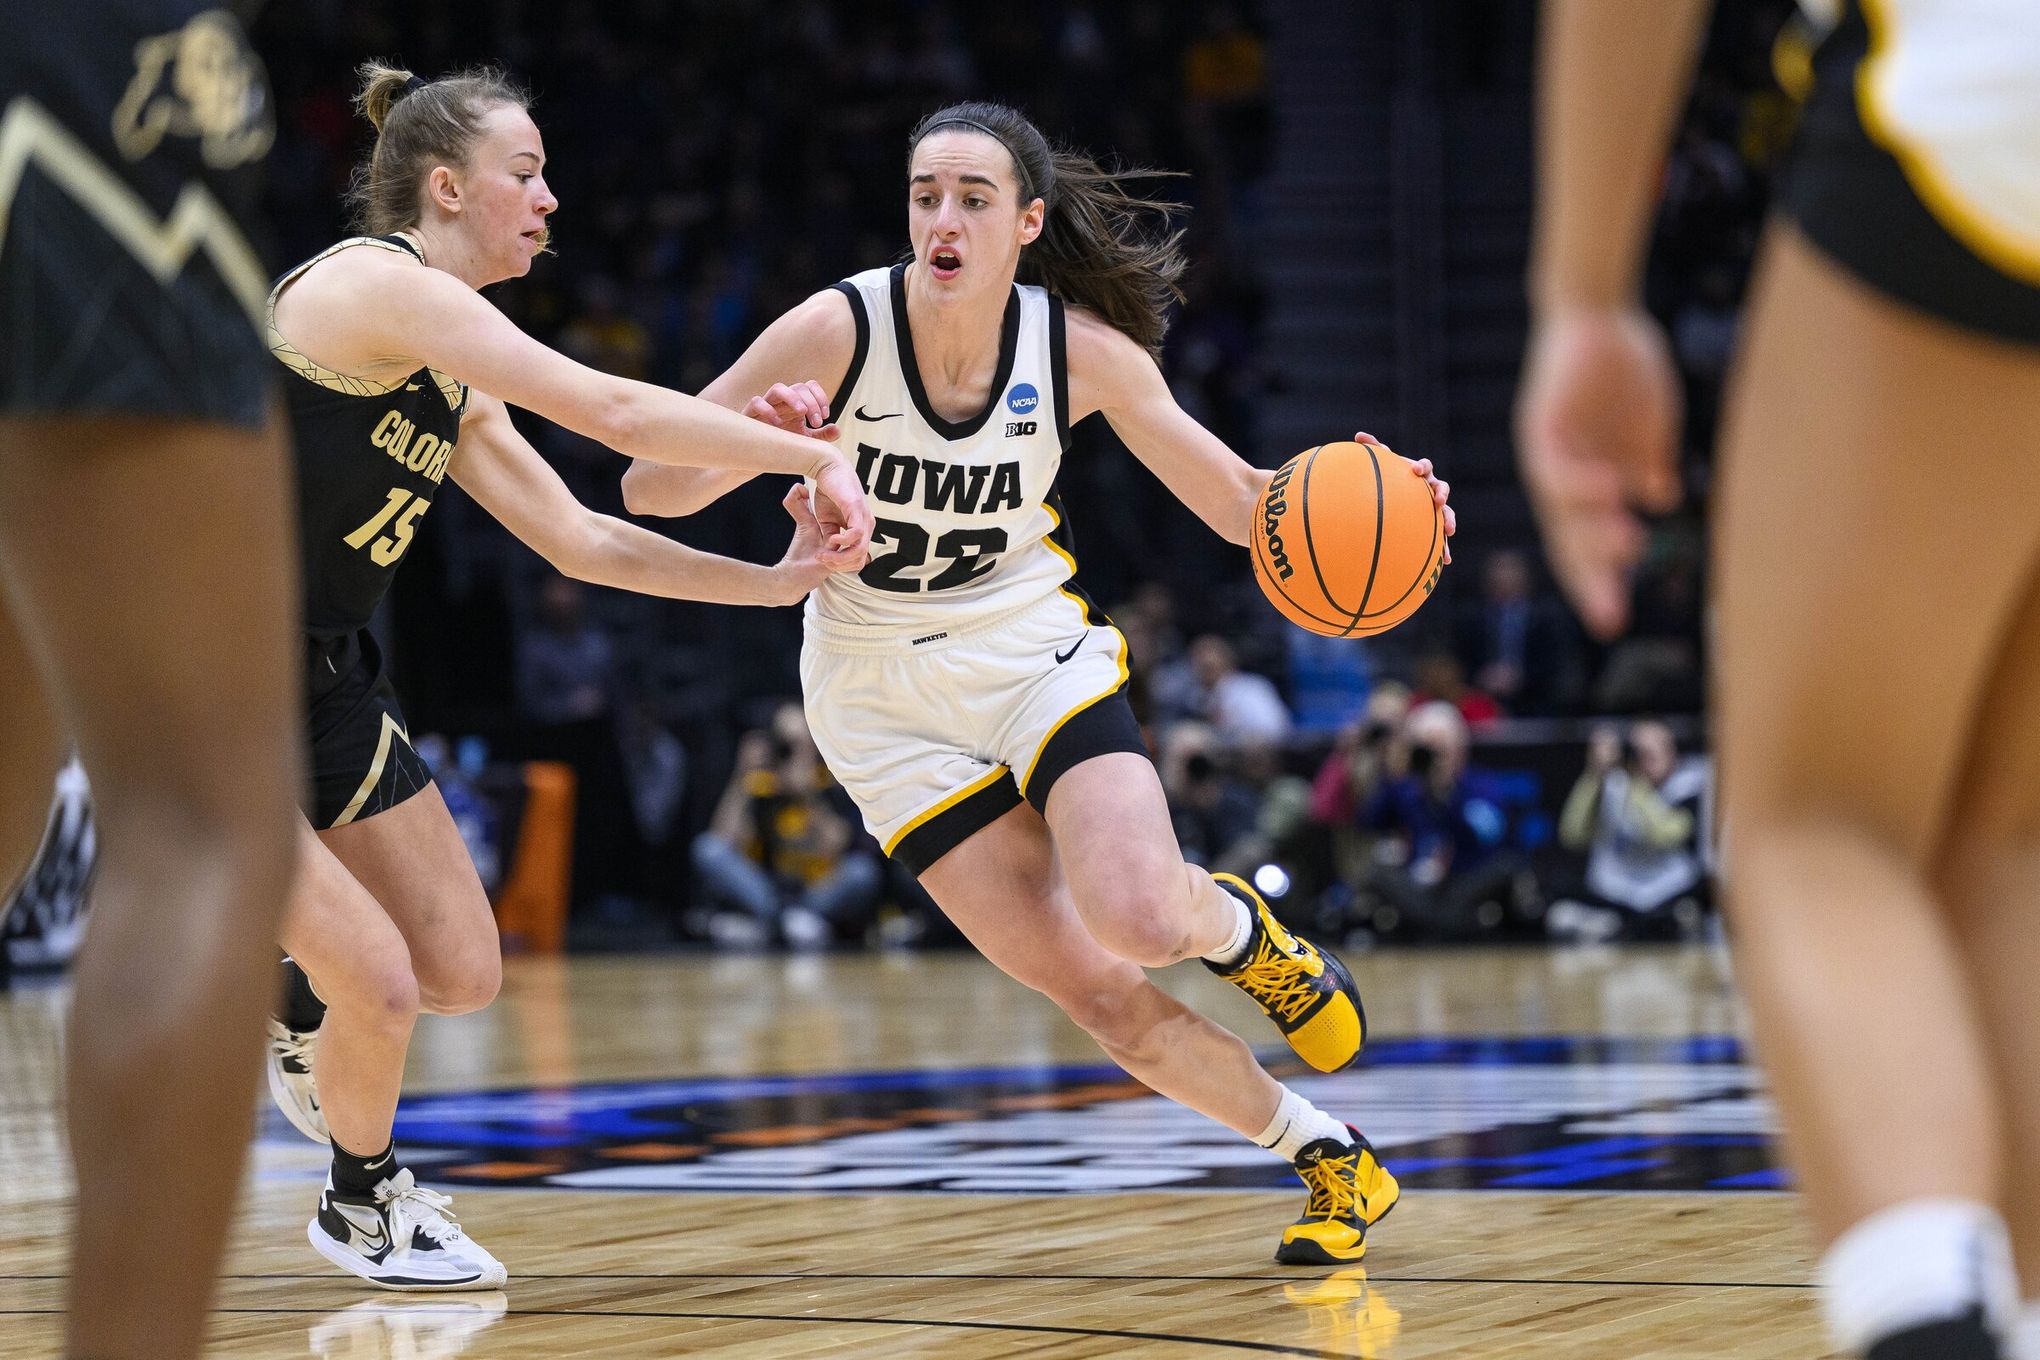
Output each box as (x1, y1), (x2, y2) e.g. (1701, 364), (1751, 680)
(111, 9), (274, 169)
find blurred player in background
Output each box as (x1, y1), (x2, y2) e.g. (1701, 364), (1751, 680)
(0, 4), (300, 1355)
(1519, 2), (2040, 1356)
(625, 102), (1454, 1265)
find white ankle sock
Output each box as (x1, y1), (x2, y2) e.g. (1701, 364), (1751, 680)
(1253, 1088), (1349, 1163)
(1819, 1198), (2017, 1355)
(2012, 1300), (2040, 1360)
(1201, 884), (1254, 967)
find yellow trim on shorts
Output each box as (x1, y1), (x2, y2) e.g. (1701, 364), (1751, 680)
(882, 765), (1011, 857)
(1855, 0), (2040, 285)
(1016, 588), (1131, 799)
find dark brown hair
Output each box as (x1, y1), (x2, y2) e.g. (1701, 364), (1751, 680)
(908, 102), (1187, 361)
(347, 61), (532, 235)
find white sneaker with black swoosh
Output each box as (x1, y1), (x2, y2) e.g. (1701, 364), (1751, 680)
(308, 1168), (508, 1291)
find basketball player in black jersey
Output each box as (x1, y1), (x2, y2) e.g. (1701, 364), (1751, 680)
(0, 5), (300, 1356)
(1521, 4), (2040, 1357)
(626, 103), (1455, 1267)
(256, 61), (870, 1290)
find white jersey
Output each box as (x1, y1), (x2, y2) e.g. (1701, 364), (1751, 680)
(1800, 0), (2040, 274)
(809, 265), (1076, 631)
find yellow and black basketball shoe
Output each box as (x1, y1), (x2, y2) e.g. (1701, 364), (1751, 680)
(1205, 873), (1365, 1071)
(1276, 1125), (1401, 1265)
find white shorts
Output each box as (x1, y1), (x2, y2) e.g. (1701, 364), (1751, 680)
(800, 587), (1148, 875)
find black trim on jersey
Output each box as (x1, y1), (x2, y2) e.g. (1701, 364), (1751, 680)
(1048, 294), (1071, 451)
(888, 262), (1021, 441)
(1046, 487), (1084, 576)
(1060, 575), (1111, 628)
(1026, 688), (1148, 815)
(380, 233), (423, 262)
(892, 772), (1024, 877)
(826, 282), (871, 423)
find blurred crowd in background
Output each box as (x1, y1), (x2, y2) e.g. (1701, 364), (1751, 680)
(5, 0), (1805, 973)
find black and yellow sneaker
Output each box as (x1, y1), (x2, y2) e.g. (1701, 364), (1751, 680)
(1205, 873), (1366, 1072)
(1276, 1125), (1401, 1266)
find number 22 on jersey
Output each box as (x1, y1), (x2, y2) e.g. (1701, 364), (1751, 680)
(343, 488), (429, 567)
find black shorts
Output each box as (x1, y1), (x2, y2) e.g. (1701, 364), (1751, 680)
(0, 1), (274, 426)
(305, 629), (434, 829)
(1777, 2), (2040, 346)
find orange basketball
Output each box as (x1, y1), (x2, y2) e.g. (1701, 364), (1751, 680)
(1250, 441), (1447, 638)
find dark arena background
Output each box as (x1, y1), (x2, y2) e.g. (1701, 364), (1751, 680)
(0, 2), (1836, 1357)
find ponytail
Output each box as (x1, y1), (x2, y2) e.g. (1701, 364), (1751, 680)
(346, 60), (532, 236)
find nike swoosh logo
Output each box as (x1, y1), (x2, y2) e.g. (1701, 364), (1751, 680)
(1054, 635), (1085, 664)
(855, 405), (902, 421)
(330, 1198), (390, 1257)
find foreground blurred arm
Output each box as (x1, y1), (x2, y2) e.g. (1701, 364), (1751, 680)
(1514, 0), (1713, 638)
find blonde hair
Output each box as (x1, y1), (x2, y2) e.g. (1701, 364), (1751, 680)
(346, 60), (532, 235)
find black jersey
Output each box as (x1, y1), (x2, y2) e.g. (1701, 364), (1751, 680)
(270, 234), (468, 634)
(0, 0), (274, 425)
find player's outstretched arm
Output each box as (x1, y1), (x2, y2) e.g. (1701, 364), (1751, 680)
(1068, 308), (1271, 546)
(451, 392), (846, 607)
(295, 252), (872, 556)
(1070, 310), (1454, 551)
(1515, 0), (1712, 638)
(622, 288), (860, 519)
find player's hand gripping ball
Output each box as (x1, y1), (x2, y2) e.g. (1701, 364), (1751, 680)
(1251, 441), (1448, 637)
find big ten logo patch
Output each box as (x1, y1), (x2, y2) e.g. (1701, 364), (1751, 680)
(1005, 420), (1038, 437)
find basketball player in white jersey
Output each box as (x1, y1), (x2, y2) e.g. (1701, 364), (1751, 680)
(1521, 3), (2040, 1357)
(625, 102), (1456, 1265)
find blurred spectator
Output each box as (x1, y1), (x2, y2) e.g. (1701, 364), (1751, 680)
(1410, 650), (1501, 727)
(1357, 702), (1534, 938)
(1117, 581), (1189, 728)
(514, 578), (634, 906)
(1158, 722), (1263, 868)
(414, 735), (503, 895)
(516, 578), (613, 727)
(1286, 630), (1374, 735)
(691, 702), (882, 949)
(617, 698), (687, 852)
(1186, 634), (1292, 747)
(1555, 721), (1711, 939)
(1594, 531), (1706, 713)
(1453, 549), (1577, 716)
(1309, 683), (1412, 833)
(557, 274), (651, 380)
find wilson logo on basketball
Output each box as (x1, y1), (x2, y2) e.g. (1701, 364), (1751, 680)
(1250, 440), (1446, 638)
(1261, 461), (1296, 582)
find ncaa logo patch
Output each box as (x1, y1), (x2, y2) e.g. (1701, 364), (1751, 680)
(1006, 383), (1039, 415)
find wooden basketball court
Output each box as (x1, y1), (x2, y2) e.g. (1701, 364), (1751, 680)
(0, 945), (1832, 1357)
